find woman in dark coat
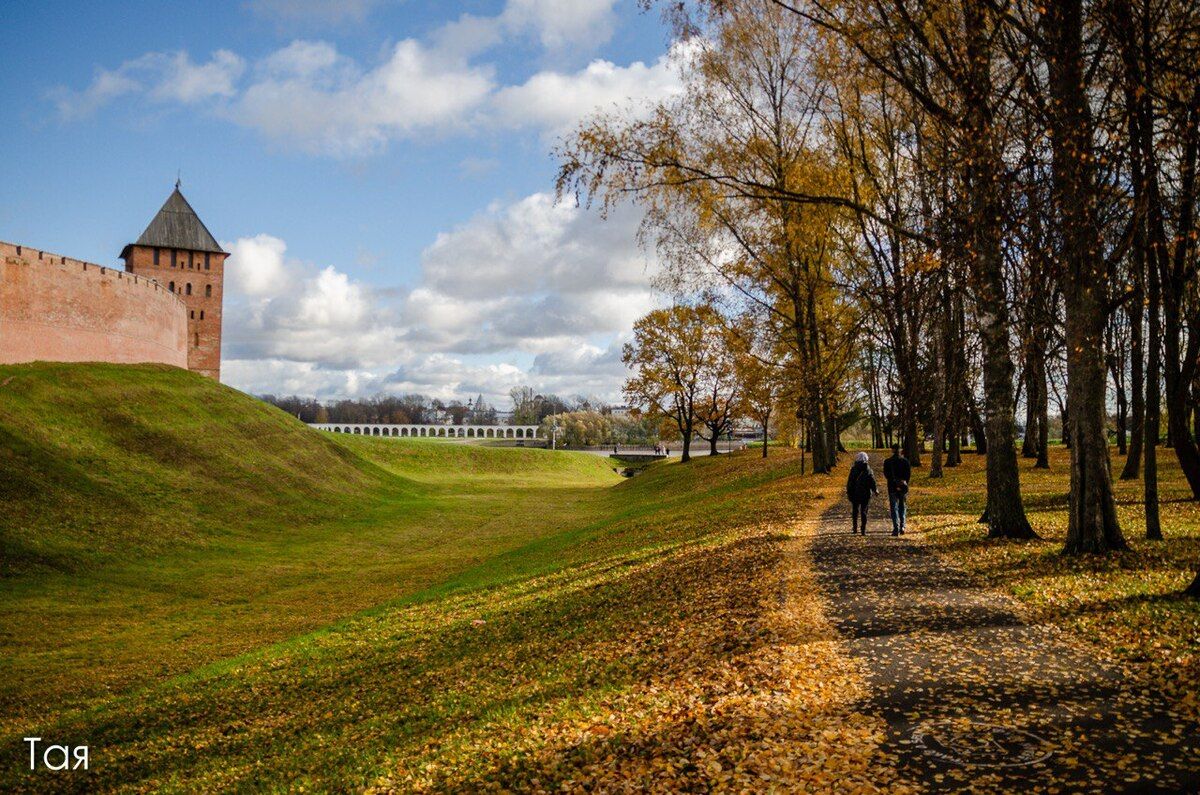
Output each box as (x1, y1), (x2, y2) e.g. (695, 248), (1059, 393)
(846, 451), (879, 535)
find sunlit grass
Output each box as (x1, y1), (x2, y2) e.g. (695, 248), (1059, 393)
(2, 364), (893, 791)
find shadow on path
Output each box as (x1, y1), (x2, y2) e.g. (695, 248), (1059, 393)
(811, 462), (1199, 792)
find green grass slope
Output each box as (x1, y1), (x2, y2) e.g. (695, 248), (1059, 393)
(5, 456), (816, 793)
(0, 363), (621, 729)
(0, 362), (391, 576)
(1, 364), (827, 792)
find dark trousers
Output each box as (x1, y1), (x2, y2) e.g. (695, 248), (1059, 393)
(851, 499), (870, 534)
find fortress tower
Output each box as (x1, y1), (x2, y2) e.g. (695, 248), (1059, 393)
(121, 186), (227, 380)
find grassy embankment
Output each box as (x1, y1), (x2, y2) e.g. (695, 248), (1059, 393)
(906, 446), (1200, 720)
(1, 363), (893, 792)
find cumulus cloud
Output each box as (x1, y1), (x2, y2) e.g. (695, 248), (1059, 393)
(422, 193), (651, 300)
(407, 193), (656, 353)
(219, 192), (657, 401)
(248, 0), (617, 50)
(492, 42), (693, 136)
(49, 2), (680, 153)
(222, 234), (398, 371)
(233, 39), (494, 156)
(226, 234), (289, 297)
(49, 50), (245, 119)
(501, 0), (618, 51)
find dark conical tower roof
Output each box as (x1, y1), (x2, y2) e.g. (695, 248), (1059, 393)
(122, 187), (226, 257)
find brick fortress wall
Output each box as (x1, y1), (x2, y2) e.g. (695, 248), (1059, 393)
(122, 245), (225, 380)
(0, 241), (187, 369)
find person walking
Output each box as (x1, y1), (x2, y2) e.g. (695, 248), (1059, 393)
(883, 443), (912, 536)
(846, 451), (878, 535)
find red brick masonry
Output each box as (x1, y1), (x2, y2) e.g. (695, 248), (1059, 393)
(0, 241), (188, 370)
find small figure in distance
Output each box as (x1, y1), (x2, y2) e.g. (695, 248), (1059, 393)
(846, 451), (878, 535)
(883, 443), (912, 536)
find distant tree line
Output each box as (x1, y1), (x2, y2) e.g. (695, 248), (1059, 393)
(259, 393), (499, 426)
(259, 387), (620, 429)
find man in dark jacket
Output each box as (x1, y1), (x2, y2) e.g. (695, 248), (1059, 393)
(883, 444), (912, 536)
(846, 451), (878, 535)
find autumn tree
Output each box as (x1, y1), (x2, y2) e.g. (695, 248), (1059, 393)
(731, 317), (788, 457)
(560, 1), (857, 472)
(695, 323), (741, 455)
(623, 303), (728, 462)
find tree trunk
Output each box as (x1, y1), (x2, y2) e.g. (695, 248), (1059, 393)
(1152, 88), (1200, 495)
(1035, 361), (1050, 469)
(1044, 0), (1126, 553)
(1122, 256), (1145, 478)
(1028, 344), (1050, 468)
(1113, 358), (1128, 456)
(1115, 0), (1147, 484)
(967, 391), (988, 454)
(1022, 355), (1039, 458)
(1145, 238), (1163, 540)
(963, 13), (1034, 539)
(1062, 396), (1071, 448)
(930, 424), (944, 478)
(826, 404), (840, 467)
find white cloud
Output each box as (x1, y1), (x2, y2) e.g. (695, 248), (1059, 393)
(233, 39), (495, 156)
(492, 42), (692, 136)
(501, 0), (618, 51)
(151, 50), (245, 103)
(49, 2), (670, 152)
(407, 193), (656, 355)
(218, 192), (657, 401)
(48, 70), (141, 120)
(260, 40), (342, 78)
(50, 50), (244, 119)
(226, 234), (289, 297)
(422, 193), (651, 300)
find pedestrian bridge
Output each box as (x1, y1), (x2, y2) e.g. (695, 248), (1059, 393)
(310, 423), (541, 440)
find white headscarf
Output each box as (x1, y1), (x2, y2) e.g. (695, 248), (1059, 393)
(855, 452), (869, 464)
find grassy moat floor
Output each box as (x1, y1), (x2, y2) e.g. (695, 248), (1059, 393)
(1, 363), (1197, 791)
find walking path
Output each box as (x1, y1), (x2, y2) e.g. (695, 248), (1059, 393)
(810, 480), (1199, 792)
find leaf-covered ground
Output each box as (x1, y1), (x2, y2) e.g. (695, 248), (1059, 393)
(905, 446), (1200, 728)
(813, 462), (1198, 791)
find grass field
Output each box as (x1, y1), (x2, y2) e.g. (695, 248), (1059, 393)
(1, 363), (894, 792)
(3, 363), (1197, 791)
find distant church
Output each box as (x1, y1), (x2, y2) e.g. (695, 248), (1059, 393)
(1, 186), (228, 380)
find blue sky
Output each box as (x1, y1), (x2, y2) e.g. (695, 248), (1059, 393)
(1, 1), (681, 404)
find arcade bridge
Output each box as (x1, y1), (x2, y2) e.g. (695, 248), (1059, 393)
(310, 423), (541, 440)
